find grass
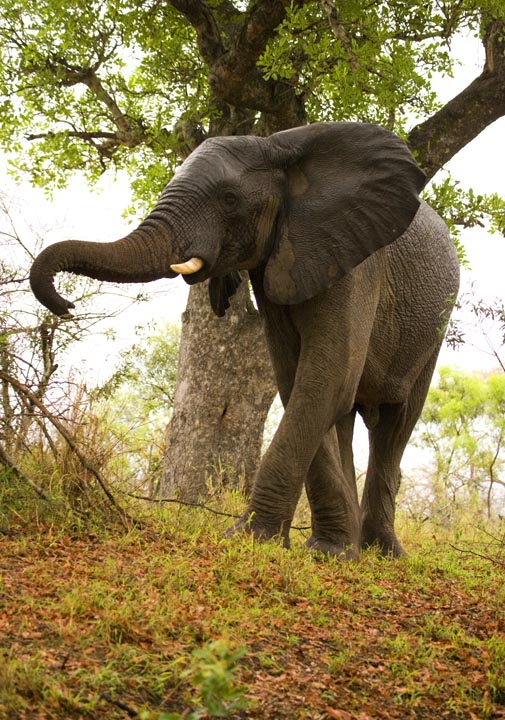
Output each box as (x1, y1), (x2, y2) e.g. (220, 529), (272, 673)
(0, 494), (504, 720)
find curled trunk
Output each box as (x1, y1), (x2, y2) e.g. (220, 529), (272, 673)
(29, 225), (177, 317)
(29, 207), (277, 503)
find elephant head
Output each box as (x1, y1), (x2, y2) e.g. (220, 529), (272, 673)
(30, 122), (426, 316)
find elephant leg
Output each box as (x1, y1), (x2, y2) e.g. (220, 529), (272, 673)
(243, 393), (348, 545)
(360, 351), (439, 557)
(236, 270), (374, 548)
(225, 292), (301, 544)
(305, 411), (360, 559)
(241, 341), (365, 546)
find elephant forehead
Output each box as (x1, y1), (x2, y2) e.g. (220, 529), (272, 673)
(183, 136), (266, 175)
(176, 146), (229, 182)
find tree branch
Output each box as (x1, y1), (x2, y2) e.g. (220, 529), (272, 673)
(0, 442), (51, 501)
(25, 56), (147, 150)
(321, 0), (357, 67)
(233, 0), (295, 68)
(69, 66), (141, 142)
(408, 17), (505, 180)
(215, 1), (309, 128)
(122, 491), (312, 530)
(170, 0), (307, 130)
(26, 130), (118, 142)
(168, 0), (225, 63)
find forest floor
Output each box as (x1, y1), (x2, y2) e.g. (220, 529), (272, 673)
(0, 498), (504, 720)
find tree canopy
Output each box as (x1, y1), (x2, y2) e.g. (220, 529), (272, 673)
(1, 0), (505, 213)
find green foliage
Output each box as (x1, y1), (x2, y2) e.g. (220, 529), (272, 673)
(487, 635), (505, 704)
(413, 366), (505, 519)
(1, 0), (503, 211)
(425, 177), (505, 265)
(180, 639), (248, 718)
(259, 1), (456, 130)
(97, 321), (179, 418)
(93, 322), (180, 478)
(0, 0), (208, 207)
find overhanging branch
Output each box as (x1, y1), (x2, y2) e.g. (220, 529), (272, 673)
(408, 18), (505, 180)
(24, 56), (147, 152)
(26, 131), (118, 142)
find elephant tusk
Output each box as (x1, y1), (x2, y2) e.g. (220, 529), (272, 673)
(170, 257), (205, 275)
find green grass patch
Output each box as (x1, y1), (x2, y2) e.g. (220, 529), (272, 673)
(0, 498), (503, 719)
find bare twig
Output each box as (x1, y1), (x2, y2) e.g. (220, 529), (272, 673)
(449, 541), (505, 568)
(100, 693), (138, 718)
(123, 491), (313, 530)
(122, 492), (240, 519)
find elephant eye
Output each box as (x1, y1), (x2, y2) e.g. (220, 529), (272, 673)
(221, 189), (240, 212)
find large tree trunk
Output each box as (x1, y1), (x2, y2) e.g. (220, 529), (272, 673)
(162, 280), (277, 501)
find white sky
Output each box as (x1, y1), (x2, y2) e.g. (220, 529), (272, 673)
(2, 32), (505, 382)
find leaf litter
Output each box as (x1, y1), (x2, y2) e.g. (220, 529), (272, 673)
(0, 517), (504, 719)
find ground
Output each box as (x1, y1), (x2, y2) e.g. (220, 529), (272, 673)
(0, 506), (504, 719)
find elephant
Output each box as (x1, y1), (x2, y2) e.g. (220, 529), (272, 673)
(30, 122), (460, 558)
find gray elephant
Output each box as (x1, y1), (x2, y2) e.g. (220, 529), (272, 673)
(30, 122), (459, 558)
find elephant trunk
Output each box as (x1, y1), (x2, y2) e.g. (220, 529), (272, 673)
(29, 224), (179, 317)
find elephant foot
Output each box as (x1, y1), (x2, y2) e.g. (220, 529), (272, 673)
(223, 512), (291, 548)
(304, 535), (359, 561)
(360, 529), (406, 558)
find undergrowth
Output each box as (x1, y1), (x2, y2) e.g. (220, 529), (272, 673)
(0, 487), (504, 719)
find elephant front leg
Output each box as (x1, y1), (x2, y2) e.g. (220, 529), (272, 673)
(224, 450), (296, 547)
(230, 432), (309, 547)
(227, 382), (341, 547)
(231, 275), (370, 552)
(305, 413), (360, 559)
(225, 281), (305, 545)
(231, 377), (360, 550)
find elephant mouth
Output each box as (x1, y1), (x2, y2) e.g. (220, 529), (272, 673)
(182, 271), (207, 285)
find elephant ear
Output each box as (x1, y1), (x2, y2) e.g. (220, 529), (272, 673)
(263, 122), (426, 305)
(208, 272), (243, 317)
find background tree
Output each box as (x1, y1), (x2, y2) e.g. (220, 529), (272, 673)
(1, 1), (505, 500)
(0, 193), (99, 456)
(413, 366), (505, 521)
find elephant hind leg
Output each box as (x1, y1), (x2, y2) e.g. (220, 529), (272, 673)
(360, 351), (439, 557)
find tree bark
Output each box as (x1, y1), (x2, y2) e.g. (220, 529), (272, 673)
(162, 281), (277, 501)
